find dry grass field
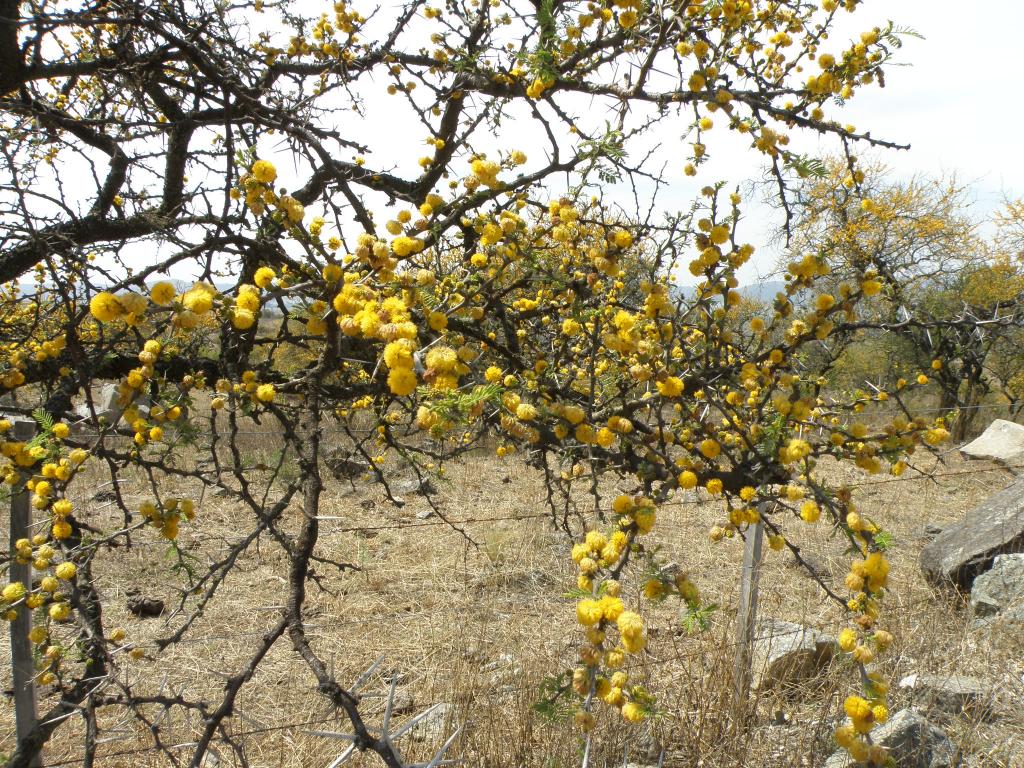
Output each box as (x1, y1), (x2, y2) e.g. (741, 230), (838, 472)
(2, 430), (1023, 767)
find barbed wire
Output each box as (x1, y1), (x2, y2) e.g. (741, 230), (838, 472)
(59, 460), (1023, 545)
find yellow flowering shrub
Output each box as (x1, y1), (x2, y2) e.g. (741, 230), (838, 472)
(0, 0), (978, 766)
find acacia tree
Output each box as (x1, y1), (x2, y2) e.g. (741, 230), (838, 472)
(0, 1), (944, 766)
(778, 162), (1024, 438)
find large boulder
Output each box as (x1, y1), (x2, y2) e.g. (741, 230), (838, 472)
(969, 553), (1024, 616)
(919, 477), (1024, 589)
(960, 419), (1024, 464)
(751, 618), (834, 690)
(824, 709), (959, 768)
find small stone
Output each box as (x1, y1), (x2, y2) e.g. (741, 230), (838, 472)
(823, 709), (958, 768)
(787, 550), (830, 581)
(324, 453), (370, 479)
(410, 702), (451, 743)
(752, 619), (834, 690)
(901, 673), (992, 717)
(391, 476), (437, 496)
(127, 595), (165, 618)
(391, 693), (415, 715)
(415, 509), (434, 520)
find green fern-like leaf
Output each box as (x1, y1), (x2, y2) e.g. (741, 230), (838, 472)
(32, 408), (54, 432)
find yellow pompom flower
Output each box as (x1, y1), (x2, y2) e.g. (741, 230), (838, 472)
(576, 599), (603, 626)
(55, 562), (77, 580)
(254, 267), (276, 288)
(255, 384), (276, 403)
(428, 311), (448, 331)
(861, 279), (882, 296)
(838, 628), (857, 652)
(251, 159), (277, 184)
(182, 283), (215, 314)
(634, 507), (656, 534)
(89, 292), (124, 322)
(611, 229), (633, 249)
(699, 438), (720, 459)
(2, 582), (26, 603)
(232, 308), (256, 330)
(388, 367), (418, 396)
(516, 403), (538, 421)
(391, 236), (423, 257)
(709, 225), (729, 244)
(656, 376), (684, 398)
(800, 500), (820, 523)
(150, 281), (177, 305)
(620, 701), (646, 722)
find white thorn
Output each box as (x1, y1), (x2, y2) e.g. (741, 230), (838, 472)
(352, 655), (386, 693)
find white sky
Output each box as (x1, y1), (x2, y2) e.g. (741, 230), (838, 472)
(40, 0), (1021, 288)
(734, 0), (1024, 285)
(838, 0), (1024, 203)
(195, 0), (1024, 288)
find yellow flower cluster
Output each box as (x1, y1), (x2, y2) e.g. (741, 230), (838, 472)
(236, 159), (304, 224)
(139, 497), (196, 540)
(467, 157), (502, 191)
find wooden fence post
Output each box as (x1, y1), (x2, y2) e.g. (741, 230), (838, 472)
(733, 513), (764, 707)
(9, 418), (41, 767)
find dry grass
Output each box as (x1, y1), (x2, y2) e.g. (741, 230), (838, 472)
(2, 438), (1023, 767)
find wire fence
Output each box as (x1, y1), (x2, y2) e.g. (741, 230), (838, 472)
(56, 456), (1024, 544)
(15, 418), (1024, 767)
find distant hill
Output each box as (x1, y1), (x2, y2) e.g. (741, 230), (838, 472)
(738, 280), (787, 303)
(670, 280), (786, 304)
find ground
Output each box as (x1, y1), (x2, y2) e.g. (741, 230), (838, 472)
(2, 435), (1022, 767)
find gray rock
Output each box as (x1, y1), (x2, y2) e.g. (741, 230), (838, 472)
(752, 618), (834, 690)
(482, 654), (522, 687)
(126, 595), (165, 618)
(0, 392), (17, 419)
(900, 673), (992, 717)
(824, 709), (959, 768)
(970, 553), (1024, 616)
(92, 488), (118, 502)
(920, 477), (1024, 589)
(960, 419), (1024, 464)
(324, 452), (369, 479)
(391, 475), (437, 496)
(75, 383), (150, 426)
(970, 601), (1024, 630)
(410, 702), (451, 743)
(415, 509), (434, 520)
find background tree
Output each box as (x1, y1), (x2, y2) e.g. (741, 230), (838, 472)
(778, 161), (1024, 439)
